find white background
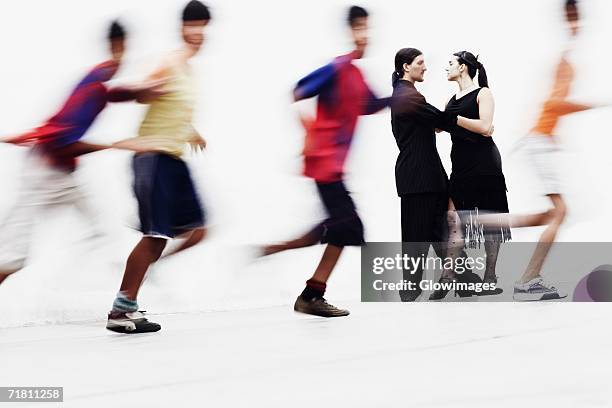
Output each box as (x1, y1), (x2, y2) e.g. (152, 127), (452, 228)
(1, 0), (612, 326)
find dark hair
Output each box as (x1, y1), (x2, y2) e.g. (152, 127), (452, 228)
(347, 5), (368, 26)
(453, 50), (488, 88)
(565, 0), (578, 22)
(183, 0), (211, 22)
(391, 48), (422, 87)
(108, 21), (125, 41)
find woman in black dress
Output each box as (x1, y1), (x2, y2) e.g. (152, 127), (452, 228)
(444, 51), (510, 293)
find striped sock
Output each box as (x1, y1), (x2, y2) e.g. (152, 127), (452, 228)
(112, 292), (138, 313)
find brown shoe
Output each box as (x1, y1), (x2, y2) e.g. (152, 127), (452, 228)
(294, 296), (350, 317)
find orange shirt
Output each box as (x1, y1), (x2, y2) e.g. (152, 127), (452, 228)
(531, 57), (574, 136)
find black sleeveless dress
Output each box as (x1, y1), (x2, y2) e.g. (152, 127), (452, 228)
(445, 88), (511, 243)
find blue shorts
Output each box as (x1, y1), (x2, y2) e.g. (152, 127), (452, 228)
(132, 153), (205, 239)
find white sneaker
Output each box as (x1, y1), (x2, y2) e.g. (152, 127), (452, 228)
(513, 277), (567, 301)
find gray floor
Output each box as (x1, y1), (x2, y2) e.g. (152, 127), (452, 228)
(1, 302), (610, 407)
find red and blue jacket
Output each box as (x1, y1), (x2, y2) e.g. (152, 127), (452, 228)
(296, 51), (389, 183)
(16, 61), (134, 171)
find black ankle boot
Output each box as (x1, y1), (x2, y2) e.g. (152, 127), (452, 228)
(454, 270), (482, 297)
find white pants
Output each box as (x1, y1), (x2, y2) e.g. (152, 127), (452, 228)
(0, 152), (100, 273)
(522, 134), (563, 195)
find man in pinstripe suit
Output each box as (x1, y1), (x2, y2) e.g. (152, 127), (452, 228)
(391, 48), (458, 301)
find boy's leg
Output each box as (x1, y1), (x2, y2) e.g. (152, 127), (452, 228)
(107, 153), (169, 333)
(310, 244), (343, 284)
(0, 202), (34, 283)
(293, 181), (359, 317)
(107, 236), (167, 334)
(72, 183), (106, 241)
(0, 273), (10, 285)
(513, 194), (568, 301)
(119, 237), (167, 300)
(521, 194), (566, 283)
(262, 225), (323, 256)
(294, 244), (349, 317)
(0, 152), (52, 283)
(162, 227), (207, 259)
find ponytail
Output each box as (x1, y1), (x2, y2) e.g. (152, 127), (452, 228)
(392, 47), (422, 88)
(391, 71), (401, 87)
(476, 62), (488, 88)
(454, 51), (489, 88)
